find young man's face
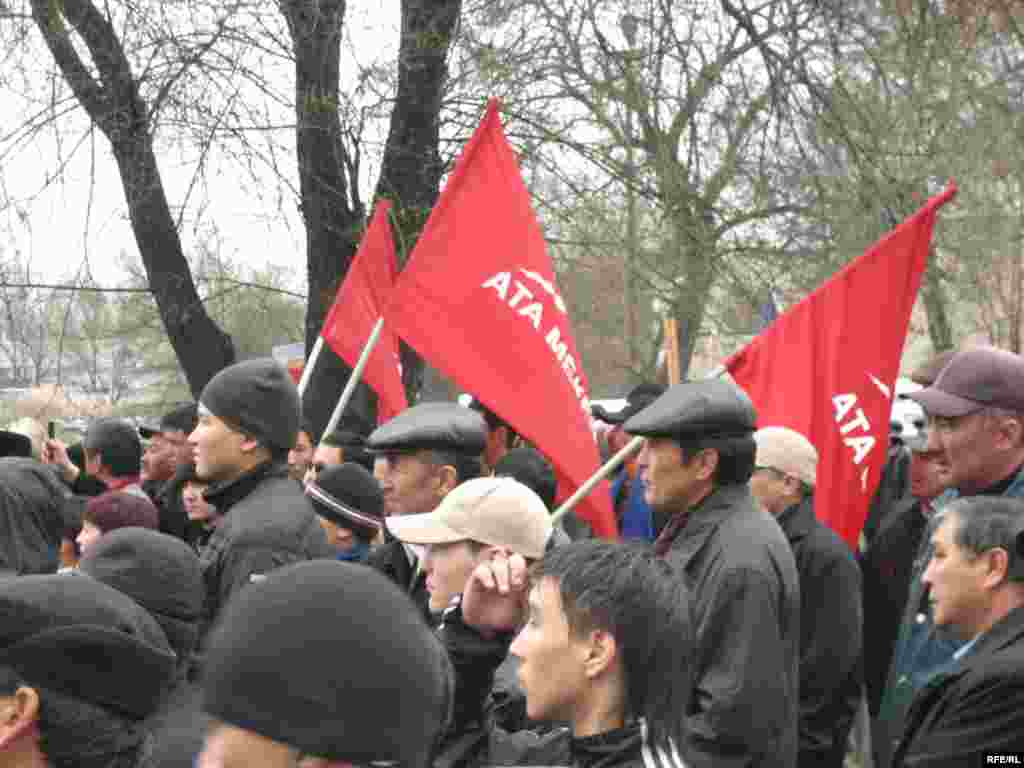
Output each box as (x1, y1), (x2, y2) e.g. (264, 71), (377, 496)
(422, 541), (484, 612)
(510, 577), (590, 724)
(189, 410), (250, 485)
(142, 433), (180, 484)
(183, 480), (215, 522)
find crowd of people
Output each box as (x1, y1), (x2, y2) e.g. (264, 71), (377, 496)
(1, 344), (1024, 767)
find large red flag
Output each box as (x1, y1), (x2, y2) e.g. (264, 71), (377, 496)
(385, 99), (617, 539)
(726, 183), (957, 548)
(321, 200), (407, 423)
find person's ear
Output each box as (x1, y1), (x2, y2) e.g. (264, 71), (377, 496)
(694, 448), (719, 481)
(0, 686), (40, 748)
(983, 547), (1011, 590)
(436, 464), (458, 496)
(582, 628), (618, 680)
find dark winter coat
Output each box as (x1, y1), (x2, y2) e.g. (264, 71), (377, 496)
(198, 462), (331, 631)
(365, 535), (431, 623)
(777, 496), (863, 768)
(892, 604), (1024, 767)
(659, 483), (800, 768)
(0, 458), (69, 575)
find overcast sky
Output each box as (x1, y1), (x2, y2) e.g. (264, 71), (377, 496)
(0, 0), (398, 289)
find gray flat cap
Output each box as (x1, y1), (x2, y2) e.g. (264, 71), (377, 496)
(623, 379), (757, 440)
(367, 403), (487, 455)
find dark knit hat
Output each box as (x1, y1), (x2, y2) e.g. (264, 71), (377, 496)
(0, 574), (176, 718)
(203, 560), (451, 767)
(79, 529), (204, 659)
(305, 463), (384, 536)
(200, 359), (301, 453)
(84, 490), (160, 533)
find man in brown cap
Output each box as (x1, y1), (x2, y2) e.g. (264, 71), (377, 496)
(876, 345), (1024, 765)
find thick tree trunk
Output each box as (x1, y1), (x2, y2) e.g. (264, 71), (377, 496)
(30, 0), (235, 399)
(375, 0), (463, 402)
(920, 252), (955, 353)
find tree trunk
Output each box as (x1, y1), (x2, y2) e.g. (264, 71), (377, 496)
(920, 252), (955, 352)
(30, 0), (235, 399)
(375, 0), (463, 402)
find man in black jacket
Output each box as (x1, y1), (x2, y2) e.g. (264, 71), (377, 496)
(188, 358), (331, 634)
(365, 402), (486, 622)
(892, 496), (1024, 766)
(623, 379), (800, 768)
(750, 426), (863, 768)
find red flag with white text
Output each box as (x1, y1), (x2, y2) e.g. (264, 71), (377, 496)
(385, 99), (617, 539)
(322, 200), (408, 423)
(725, 184), (957, 548)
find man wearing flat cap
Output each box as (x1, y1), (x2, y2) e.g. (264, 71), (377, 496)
(876, 345), (1024, 764)
(750, 427), (862, 768)
(365, 402), (486, 621)
(188, 358), (332, 635)
(892, 496), (1024, 766)
(623, 379), (800, 768)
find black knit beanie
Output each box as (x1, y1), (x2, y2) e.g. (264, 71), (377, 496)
(203, 560), (451, 767)
(305, 462), (384, 537)
(199, 359), (301, 453)
(0, 574), (176, 719)
(79, 528), (204, 660)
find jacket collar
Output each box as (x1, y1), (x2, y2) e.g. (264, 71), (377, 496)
(204, 461), (287, 513)
(776, 495), (816, 543)
(571, 723), (642, 768)
(660, 483), (754, 566)
(970, 604), (1024, 659)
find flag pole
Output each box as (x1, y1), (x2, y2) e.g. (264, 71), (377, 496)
(296, 337), (324, 398)
(551, 435), (645, 527)
(323, 318), (385, 435)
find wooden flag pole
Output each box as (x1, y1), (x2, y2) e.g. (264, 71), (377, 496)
(296, 337), (324, 398)
(550, 435), (645, 527)
(323, 318), (385, 435)
(664, 317), (681, 385)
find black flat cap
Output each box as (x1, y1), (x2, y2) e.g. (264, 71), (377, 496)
(366, 403), (486, 455)
(0, 430), (32, 459)
(79, 529), (204, 659)
(0, 574), (176, 719)
(623, 379), (757, 439)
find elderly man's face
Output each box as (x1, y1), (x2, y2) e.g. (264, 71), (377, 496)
(373, 450), (446, 516)
(908, 447), (951, 501)
(922, 513), (993, 640)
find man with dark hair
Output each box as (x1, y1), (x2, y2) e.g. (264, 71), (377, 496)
(0, 457), (69, 576)
(751, 427), (863, 768)
(623, 379), (800, 768)
(493, 447), (557, 510)
(197, 560), (452, 768)
(287, 418), (316, 483)
(140, 402), (199, 539)
(435, 539), (691, 767)
(469, 397), (518, 472)
(303, 429), (372, 486)
(592, 383), (664, 541)
(44, 417), (144, 497)
(876, 346), (1024, 765)
(0, 574), (176, 768)
(365, 402), (486, 620)
(892, 496), (1024, 765)
(188, 358), (331, 633)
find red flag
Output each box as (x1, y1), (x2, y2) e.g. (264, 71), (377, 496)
(385, 99), (617, 539)
(322, 200), (408, 423)
(726, 183), (957, 548)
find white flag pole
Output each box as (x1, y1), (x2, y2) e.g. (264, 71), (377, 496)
(550, 435), (645, 527)
(323, 318), (386, 436)
(296, 337), (325, 398)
